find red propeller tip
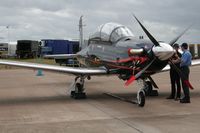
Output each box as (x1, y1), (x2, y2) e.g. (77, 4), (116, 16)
(125, 76), (136, 86)
(184, 80), (194, 90)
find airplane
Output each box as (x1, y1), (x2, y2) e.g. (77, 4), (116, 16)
(0, 15), (200, 107)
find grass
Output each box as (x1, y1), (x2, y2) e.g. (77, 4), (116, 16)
(7, 58), (57, 65)
(0, 58), (57, 70)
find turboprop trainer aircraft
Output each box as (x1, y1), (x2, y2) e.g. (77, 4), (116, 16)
(1, 15), (200, 107)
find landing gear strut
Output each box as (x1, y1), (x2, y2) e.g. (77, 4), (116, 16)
(134, 80), (147, 107)
(144, 81), (158, 96)
(70, 76), (88, 99)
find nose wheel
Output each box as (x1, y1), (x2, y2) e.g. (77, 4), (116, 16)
(137, 90), (145, 107)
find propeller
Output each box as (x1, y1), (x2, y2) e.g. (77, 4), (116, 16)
(126, 15), (193, 89)
(125, 15), (160, 86)
(133, 14), (160, 47)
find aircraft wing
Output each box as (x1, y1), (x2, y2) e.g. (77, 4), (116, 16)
(0, 60), (108, 75)
(161, 59), (200, 72)
(44, 54), (77, 59)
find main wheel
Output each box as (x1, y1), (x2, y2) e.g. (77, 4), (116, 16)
(138, 91), (145, 107)
(70, 91), (75, 98)
(70, 83), (83, 98)
(74, 83), (86, 99)
(75, 83), (83, 93)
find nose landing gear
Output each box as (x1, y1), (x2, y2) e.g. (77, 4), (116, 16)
(136, 79), (158, 107)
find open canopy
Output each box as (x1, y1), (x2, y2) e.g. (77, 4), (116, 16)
(89, 22), (134, 43)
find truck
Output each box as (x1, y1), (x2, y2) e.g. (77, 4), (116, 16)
(16, 40), (39, 58)
(0, 43), (8, 58)
(41, 39), (79, 66)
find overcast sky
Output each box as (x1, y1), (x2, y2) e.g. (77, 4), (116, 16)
(0, 0), (199, 44)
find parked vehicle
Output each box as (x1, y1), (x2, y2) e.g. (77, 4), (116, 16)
(16, 40), (39, 58)
(41, 39), (79, 66)
(41, 40), (79, 55)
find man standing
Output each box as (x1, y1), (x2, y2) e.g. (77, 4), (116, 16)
(180, 43), (192, 103)
(167, 44), (181, 100)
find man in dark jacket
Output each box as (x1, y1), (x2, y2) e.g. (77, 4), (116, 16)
(167, 43), (182, 100)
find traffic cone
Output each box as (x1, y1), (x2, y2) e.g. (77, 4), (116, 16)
(36, 69), (43, 76)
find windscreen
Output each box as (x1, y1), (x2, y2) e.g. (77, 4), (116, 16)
(89, 22), (134, 43)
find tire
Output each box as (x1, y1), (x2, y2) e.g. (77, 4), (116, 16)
(70, 83), (82, 98)
(74, 92), (86, 99)
(75, 83), (83, 93)
(73, 83), (86, 99)
(70, 91), (75, 98)
(138, 91), (145, 107)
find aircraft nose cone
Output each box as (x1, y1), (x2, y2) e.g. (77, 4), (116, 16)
(152, 43), (175, 61)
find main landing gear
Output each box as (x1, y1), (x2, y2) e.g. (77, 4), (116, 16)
(69, 76), (90, 99)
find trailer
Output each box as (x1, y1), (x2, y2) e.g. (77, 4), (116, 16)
(16, 40), (39, 59)
(41, 39), (79, 66)
(41, 40), (79, 55)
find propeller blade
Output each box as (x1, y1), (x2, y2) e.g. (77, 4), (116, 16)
(125, 58), (156, 86)
(169, 24), (193, 46)
(125, 75), (136, 86)
(169, 60), (194, 90)
(133, 14), (160, 46)
(184, 80), (194, 90)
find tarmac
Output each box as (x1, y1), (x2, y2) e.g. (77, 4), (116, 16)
(0, 66), (200, 133)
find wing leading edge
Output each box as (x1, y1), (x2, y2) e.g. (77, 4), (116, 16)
(0, 60), (108, 75)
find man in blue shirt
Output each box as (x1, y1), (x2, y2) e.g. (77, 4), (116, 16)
(180, 43), (192, 103)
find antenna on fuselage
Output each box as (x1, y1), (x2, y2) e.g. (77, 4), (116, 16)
(79, 15), (86, 51)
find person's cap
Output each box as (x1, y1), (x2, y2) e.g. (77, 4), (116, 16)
(173, 43), (179, 48)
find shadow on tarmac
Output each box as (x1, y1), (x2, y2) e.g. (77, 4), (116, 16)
(0, 91), (199, 106)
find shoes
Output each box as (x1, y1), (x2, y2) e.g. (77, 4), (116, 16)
(180, 97), (190, 103)
(174, 97), (180, 101)
(166, 96), (174, 99)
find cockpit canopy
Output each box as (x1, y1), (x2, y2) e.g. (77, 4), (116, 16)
(89, 22), (134, 44)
